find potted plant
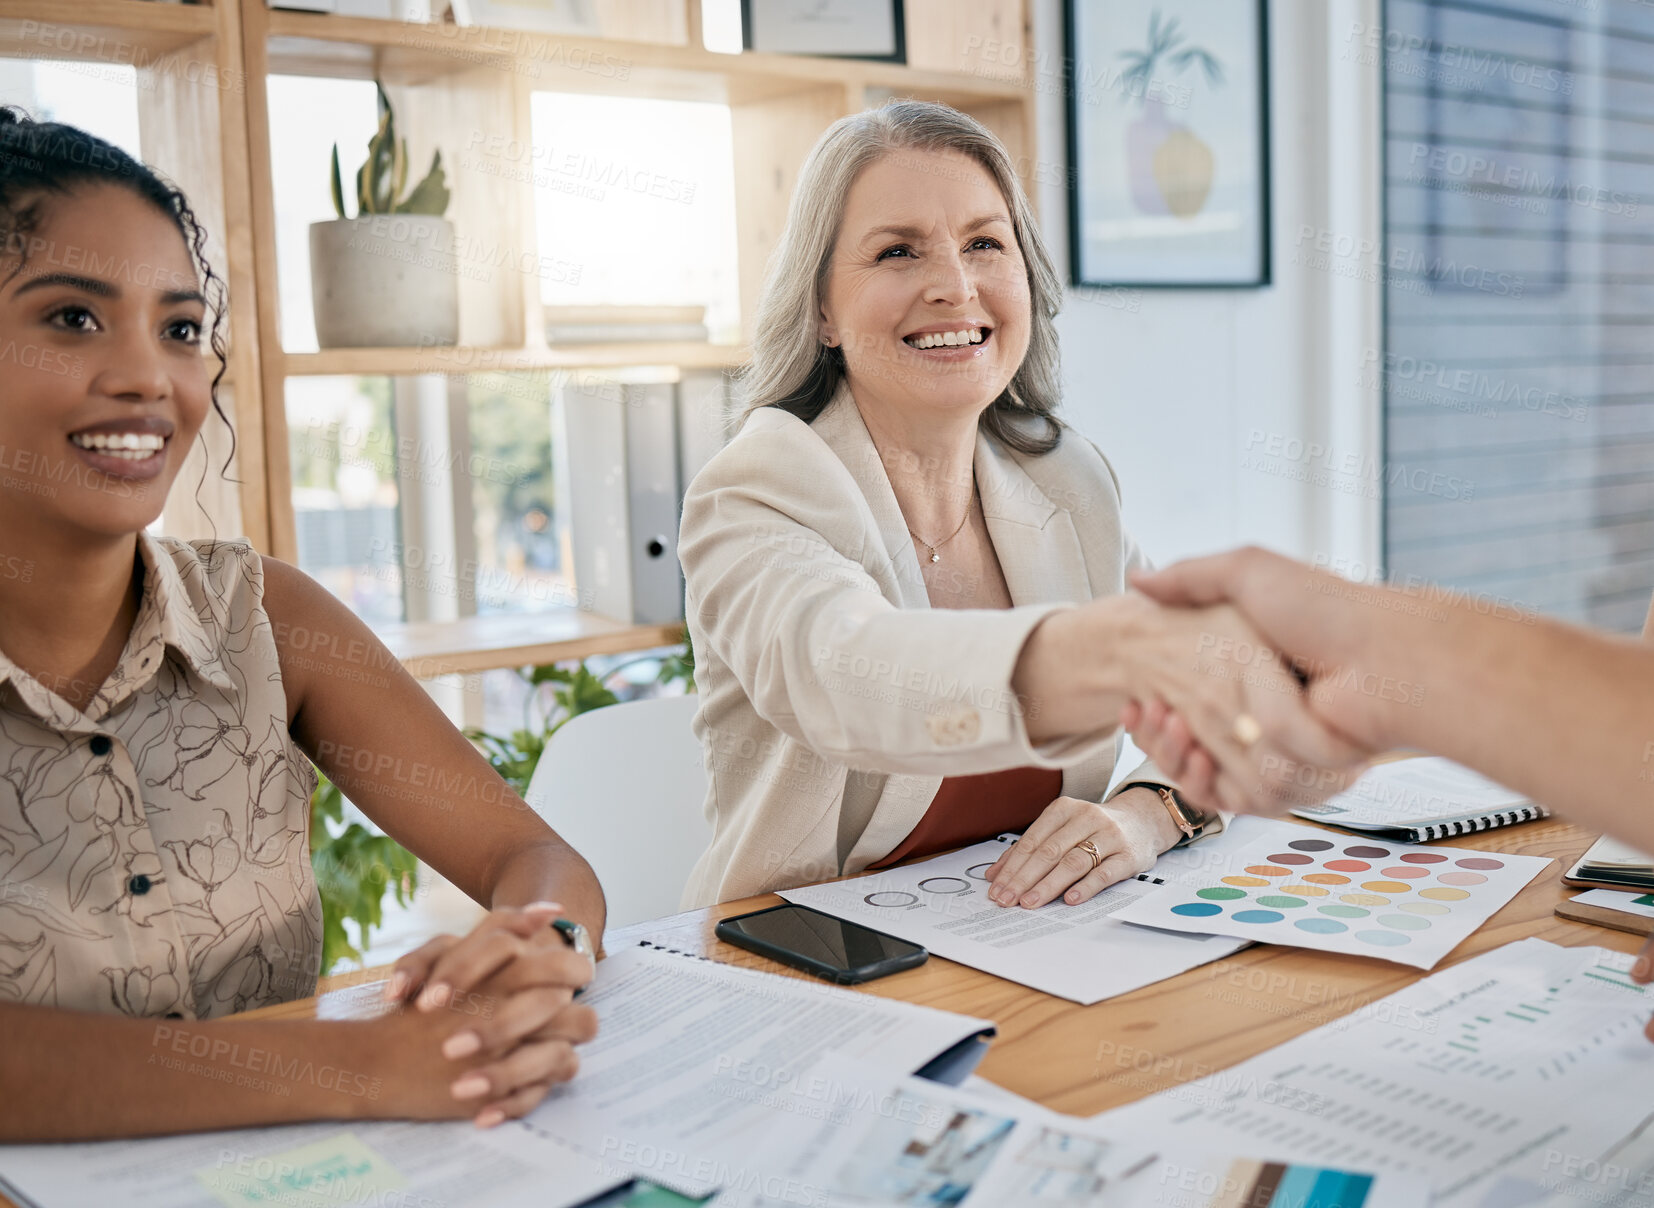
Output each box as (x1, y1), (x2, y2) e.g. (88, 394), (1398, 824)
(1118, 9), (1225, 219)
(309, 81), (458, 348)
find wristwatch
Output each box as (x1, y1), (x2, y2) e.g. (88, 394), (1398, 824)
(550, 917), (597, 995)
(1118, 782), (1222, 847)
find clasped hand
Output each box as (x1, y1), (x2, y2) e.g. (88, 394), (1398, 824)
(377, 902), (598, 1128)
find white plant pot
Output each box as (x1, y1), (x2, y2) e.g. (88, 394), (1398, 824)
(309, 215), (459, 349)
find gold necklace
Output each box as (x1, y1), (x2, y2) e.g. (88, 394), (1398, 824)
(907, 492), (974, 564)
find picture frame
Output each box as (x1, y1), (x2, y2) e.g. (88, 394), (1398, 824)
(741, 0), (906, 64)
(1065, 0), (1271, 288)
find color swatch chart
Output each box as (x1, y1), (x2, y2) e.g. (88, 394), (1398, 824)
(1114, 829), (1551, 969)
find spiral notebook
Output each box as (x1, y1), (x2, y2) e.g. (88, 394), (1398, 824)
(1290, 756), (1547, 842)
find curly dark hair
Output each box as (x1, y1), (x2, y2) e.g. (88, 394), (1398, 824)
(0, 105), (235, 492)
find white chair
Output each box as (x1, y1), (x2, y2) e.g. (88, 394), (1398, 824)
(523, 693), (711, 931)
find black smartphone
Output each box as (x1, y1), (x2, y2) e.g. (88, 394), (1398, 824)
(715, 903), (928, 984)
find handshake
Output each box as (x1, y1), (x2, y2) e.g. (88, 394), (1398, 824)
(1014, 546), (1551, 823)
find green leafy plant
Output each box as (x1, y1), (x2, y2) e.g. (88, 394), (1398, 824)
(309, 771), (420, 975)
(329, 81), (450, 219)
(1118, 8), (1224, 104)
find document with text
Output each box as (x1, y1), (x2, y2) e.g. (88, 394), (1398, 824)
(519, 943), (996, 1195)
(0, 1117), (622, 1208)
(704, 1054), (1429, 1208)
(778, 818), (1319, 1003)
(1094, 938), (1654, 1206)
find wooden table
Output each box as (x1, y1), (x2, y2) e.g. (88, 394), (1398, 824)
(256, 817), (1639, 1118)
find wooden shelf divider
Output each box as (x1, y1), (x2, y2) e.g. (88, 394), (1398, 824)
(379, 610), (684, 680)
(283, 341), (749, 377)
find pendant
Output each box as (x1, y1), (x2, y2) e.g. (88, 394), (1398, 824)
(930, 553), (940, 563)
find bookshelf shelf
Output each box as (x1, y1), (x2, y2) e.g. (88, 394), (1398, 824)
(379, 610), (683, 680)
(0, 1), (216, 61)
(283, 341), (749, 377)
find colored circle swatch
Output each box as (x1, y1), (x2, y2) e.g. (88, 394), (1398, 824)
(1420, 887), (1470, 901)
(1438, 871), (1488, 886)
(1456, 858), (1504, 870)
(1246, 865), (1292, 877)
(1288, 839), (1335, 852)
(1356, 930), (1409, 947)
(1198, 887), (1248, 901)
(1400, 901), (1449, 916)
(1325, 860), (1371, 872)
(1379, 914), (1431, 931)
(1172, 902), (1223, 917)
(1399, 852), (1448, 864)
(1296, 918), (1347, 934)
(1345, 845), (1391, 858)
(1267, 853), (1315, 865)
(1257, 896), (1308, 909)
(1233, 910), (1284, 924)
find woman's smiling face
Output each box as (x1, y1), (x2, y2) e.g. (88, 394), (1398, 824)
(821, 147), (1032, 423)
(0, 182), (211, 540)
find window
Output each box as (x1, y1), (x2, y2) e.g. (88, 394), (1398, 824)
(1382, 0), (1654, 629)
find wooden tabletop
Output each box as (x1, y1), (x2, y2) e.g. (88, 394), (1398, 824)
(250, 817), (1637, 1118)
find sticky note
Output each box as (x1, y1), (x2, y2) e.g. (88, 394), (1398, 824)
(195, 1132), (407, 1208)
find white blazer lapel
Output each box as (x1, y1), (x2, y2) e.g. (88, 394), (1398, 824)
(975, 431), (1091, 608)
(811, 387), (932, 609)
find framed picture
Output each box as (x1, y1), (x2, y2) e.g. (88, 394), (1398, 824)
(1066, 0), (1270, 287)
(742, 0), (905, 63)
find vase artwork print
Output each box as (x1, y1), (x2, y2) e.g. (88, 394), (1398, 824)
(1067, 0), (1270, 286)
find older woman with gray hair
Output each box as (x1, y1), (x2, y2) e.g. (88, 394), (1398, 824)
(678, 100), (1354, 908)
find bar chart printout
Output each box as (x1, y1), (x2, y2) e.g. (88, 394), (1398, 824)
(1094, 940), (1654, 1206)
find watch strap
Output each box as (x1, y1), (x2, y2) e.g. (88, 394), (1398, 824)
(1115, 781), (1220, 847)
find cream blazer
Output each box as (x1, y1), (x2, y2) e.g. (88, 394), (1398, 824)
(679, 387), (1168, 907)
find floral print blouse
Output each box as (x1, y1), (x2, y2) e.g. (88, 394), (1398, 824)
(0, 536), (320, 1019)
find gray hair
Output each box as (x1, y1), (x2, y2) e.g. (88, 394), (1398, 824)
(742, 99), (1064, 456)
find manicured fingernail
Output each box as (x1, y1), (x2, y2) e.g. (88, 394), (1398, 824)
(418, 982), (451, 1012)
(1066, 891), (1080, 904)
(474, 1108), (505, 1128)
(1022, 896), (1040, 908)
(1634, 955), (1651, 981)
(991, 888), (1010, 905)
(450, 1073), (490, 1100)
(383, 971), (409, 1002)
(443, 1030), (481, 1059)
(524, 900), (561, 913)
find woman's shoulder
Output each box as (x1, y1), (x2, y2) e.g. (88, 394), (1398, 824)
(146, 535), (268, 636)
(999, 418), (1127, 511)
(686, 403), (857, 501)
(149, 535), (263, 595)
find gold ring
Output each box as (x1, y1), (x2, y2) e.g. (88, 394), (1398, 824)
(1232, 712), (1263, 748)
(1076, 839), (1104, 872)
